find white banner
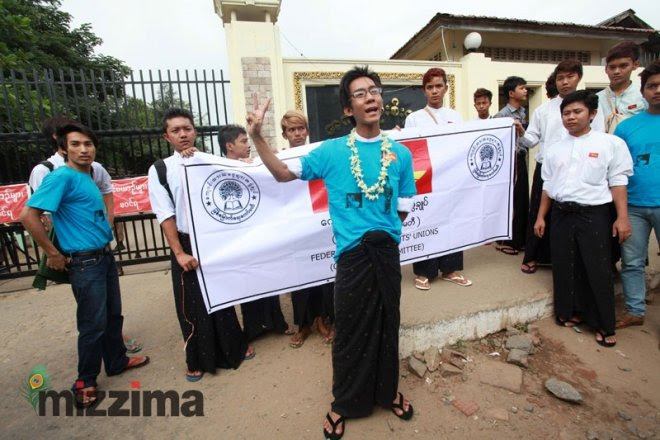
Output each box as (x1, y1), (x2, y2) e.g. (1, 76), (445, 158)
(183, 119), (515, 312)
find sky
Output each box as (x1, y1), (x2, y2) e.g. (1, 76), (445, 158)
(60, 0), (660, 72)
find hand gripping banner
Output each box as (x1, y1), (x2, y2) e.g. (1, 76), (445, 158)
(183, 118), (515, 313)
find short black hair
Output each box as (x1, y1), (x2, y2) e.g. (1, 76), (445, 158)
(56, 123), (99, 161)
(545, 72), (559, 99)
(640, 60), (660, 93)
(473, 88), (492, 101)
(606, 41), (640, 64)
(162, 108), (195, 133)
(554, 59), (583, 78)
(41, 116), (77, 151)
(560, 90), (599, 113)
(339, 65), (382, 126)
(218, 124), (246, 156)
(502, 76), (527, 99)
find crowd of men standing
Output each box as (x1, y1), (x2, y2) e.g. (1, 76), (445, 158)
(18, 39), (658, 439)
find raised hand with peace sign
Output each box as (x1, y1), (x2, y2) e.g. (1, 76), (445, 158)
(246, 92), (272, 138)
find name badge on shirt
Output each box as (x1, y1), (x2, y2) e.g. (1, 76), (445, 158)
(628, 104), (637, 110)
(589, 152), (599, 158)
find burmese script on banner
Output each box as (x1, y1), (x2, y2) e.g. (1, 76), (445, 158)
(0, 184), (30, 223)
(183, 119), (515, 313)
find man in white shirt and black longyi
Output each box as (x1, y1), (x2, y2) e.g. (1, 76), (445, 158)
(533, 90), (633, 348)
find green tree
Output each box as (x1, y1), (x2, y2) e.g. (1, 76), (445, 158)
(0, 0), (128, 73)
(0, 0), (130, 183)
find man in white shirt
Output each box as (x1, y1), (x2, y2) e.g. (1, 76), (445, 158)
(533, 90), (632, 348)
(519, 60), (604, 274)
(404, 67), (472, 289)
(218, 124), (295, 341)
(147, 108), (253, 382)
(597, 41), (647, 134)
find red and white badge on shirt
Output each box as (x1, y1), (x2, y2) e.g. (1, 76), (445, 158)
(588, 152), (599, 158)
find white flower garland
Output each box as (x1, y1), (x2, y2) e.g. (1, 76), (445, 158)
(347, 129), (393, 201)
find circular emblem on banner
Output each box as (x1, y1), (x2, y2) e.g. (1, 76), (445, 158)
(202, 170), (261, 224)
(467, 134), (504, 181)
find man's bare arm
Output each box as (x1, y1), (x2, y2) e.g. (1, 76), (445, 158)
(611, 186), (631, 244)
(160, 217), (198, 272)
(103, 192), (114, 227)
(246, 93), (297, 182)
(19, 206), (68, 270)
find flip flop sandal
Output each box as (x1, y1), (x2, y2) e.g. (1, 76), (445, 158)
(555, 316), (582, 327)
(125, 338), (142, 354)
(391, 391), (414, 420)
(185, 371), (204, 382)
(244, 347), (256, 360)
(74, 386), (97, 409)
(595, 331), (616, 348)
(495, 245), (519, 255)
(520, 262), (538, 274)
(323, 332), (335, 345)
(414, 277), (431, 290)
(441, 274), (473, 287)
(289, 335), (305, 349)
(124, 355), (150, 371)
(323, 412), (345, 440)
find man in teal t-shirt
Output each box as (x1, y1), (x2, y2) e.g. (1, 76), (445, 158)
(20, 123), (149, 408)
(247, 66), (416, 439)
(613, 60), (660, 329)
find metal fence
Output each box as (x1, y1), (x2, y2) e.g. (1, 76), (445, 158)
(0, 215), (170, 279)
(0, 68), (231, 279)
(1, 68), (230, 183)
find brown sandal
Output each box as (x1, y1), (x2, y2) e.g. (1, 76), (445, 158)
(75, 386), (97, 408)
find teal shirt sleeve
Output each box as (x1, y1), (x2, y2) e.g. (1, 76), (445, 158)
(26, 168), (68, 213)
(397, 145), (417, 198)
(300, 140), (331, 181)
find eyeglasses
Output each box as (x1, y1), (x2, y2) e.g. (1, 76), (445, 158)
(350, 86), (382, 100)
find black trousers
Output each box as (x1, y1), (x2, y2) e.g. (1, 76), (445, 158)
(550, 203), (615, 335)
(523, 162), (552, 265)
(172, 233), (247, 373)
(412, 252), (463, 280)
(331, 231), (401, 418)
(499, 149), (529, 250)
(291, 283), (335, 328)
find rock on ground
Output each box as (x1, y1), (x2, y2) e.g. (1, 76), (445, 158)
(408, 356), (427, 378)
(476, 360), (523, 393)
(505, 334), (534, 354)
(544, 378), (583, 404)
(507, 348), (529, 368)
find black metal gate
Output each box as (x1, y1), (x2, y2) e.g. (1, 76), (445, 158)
(0, 68), (230, 279)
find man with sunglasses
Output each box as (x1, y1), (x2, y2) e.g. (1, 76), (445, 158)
(246, 66), (416, 439)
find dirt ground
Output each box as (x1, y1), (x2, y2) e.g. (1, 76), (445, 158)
(0, 262), (658, 440)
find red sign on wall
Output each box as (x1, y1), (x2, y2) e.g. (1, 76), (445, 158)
(111, 176), (152, 215)
(0, 184), (29, 223)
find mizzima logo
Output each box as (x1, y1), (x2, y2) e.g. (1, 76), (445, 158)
(202, 170), (261, 224)
(467, 134), (504, 181)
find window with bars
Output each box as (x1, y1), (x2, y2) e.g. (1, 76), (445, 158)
(478, 47), (591, 64)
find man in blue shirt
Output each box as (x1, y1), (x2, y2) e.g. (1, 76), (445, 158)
(247, 66), (417, 440)
(20, 123), (149, 408)
(613, 60), (660, 329)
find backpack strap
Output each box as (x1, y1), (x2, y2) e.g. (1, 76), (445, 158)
(154, 159), (174, 203)
(39, 160), (54, 172)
